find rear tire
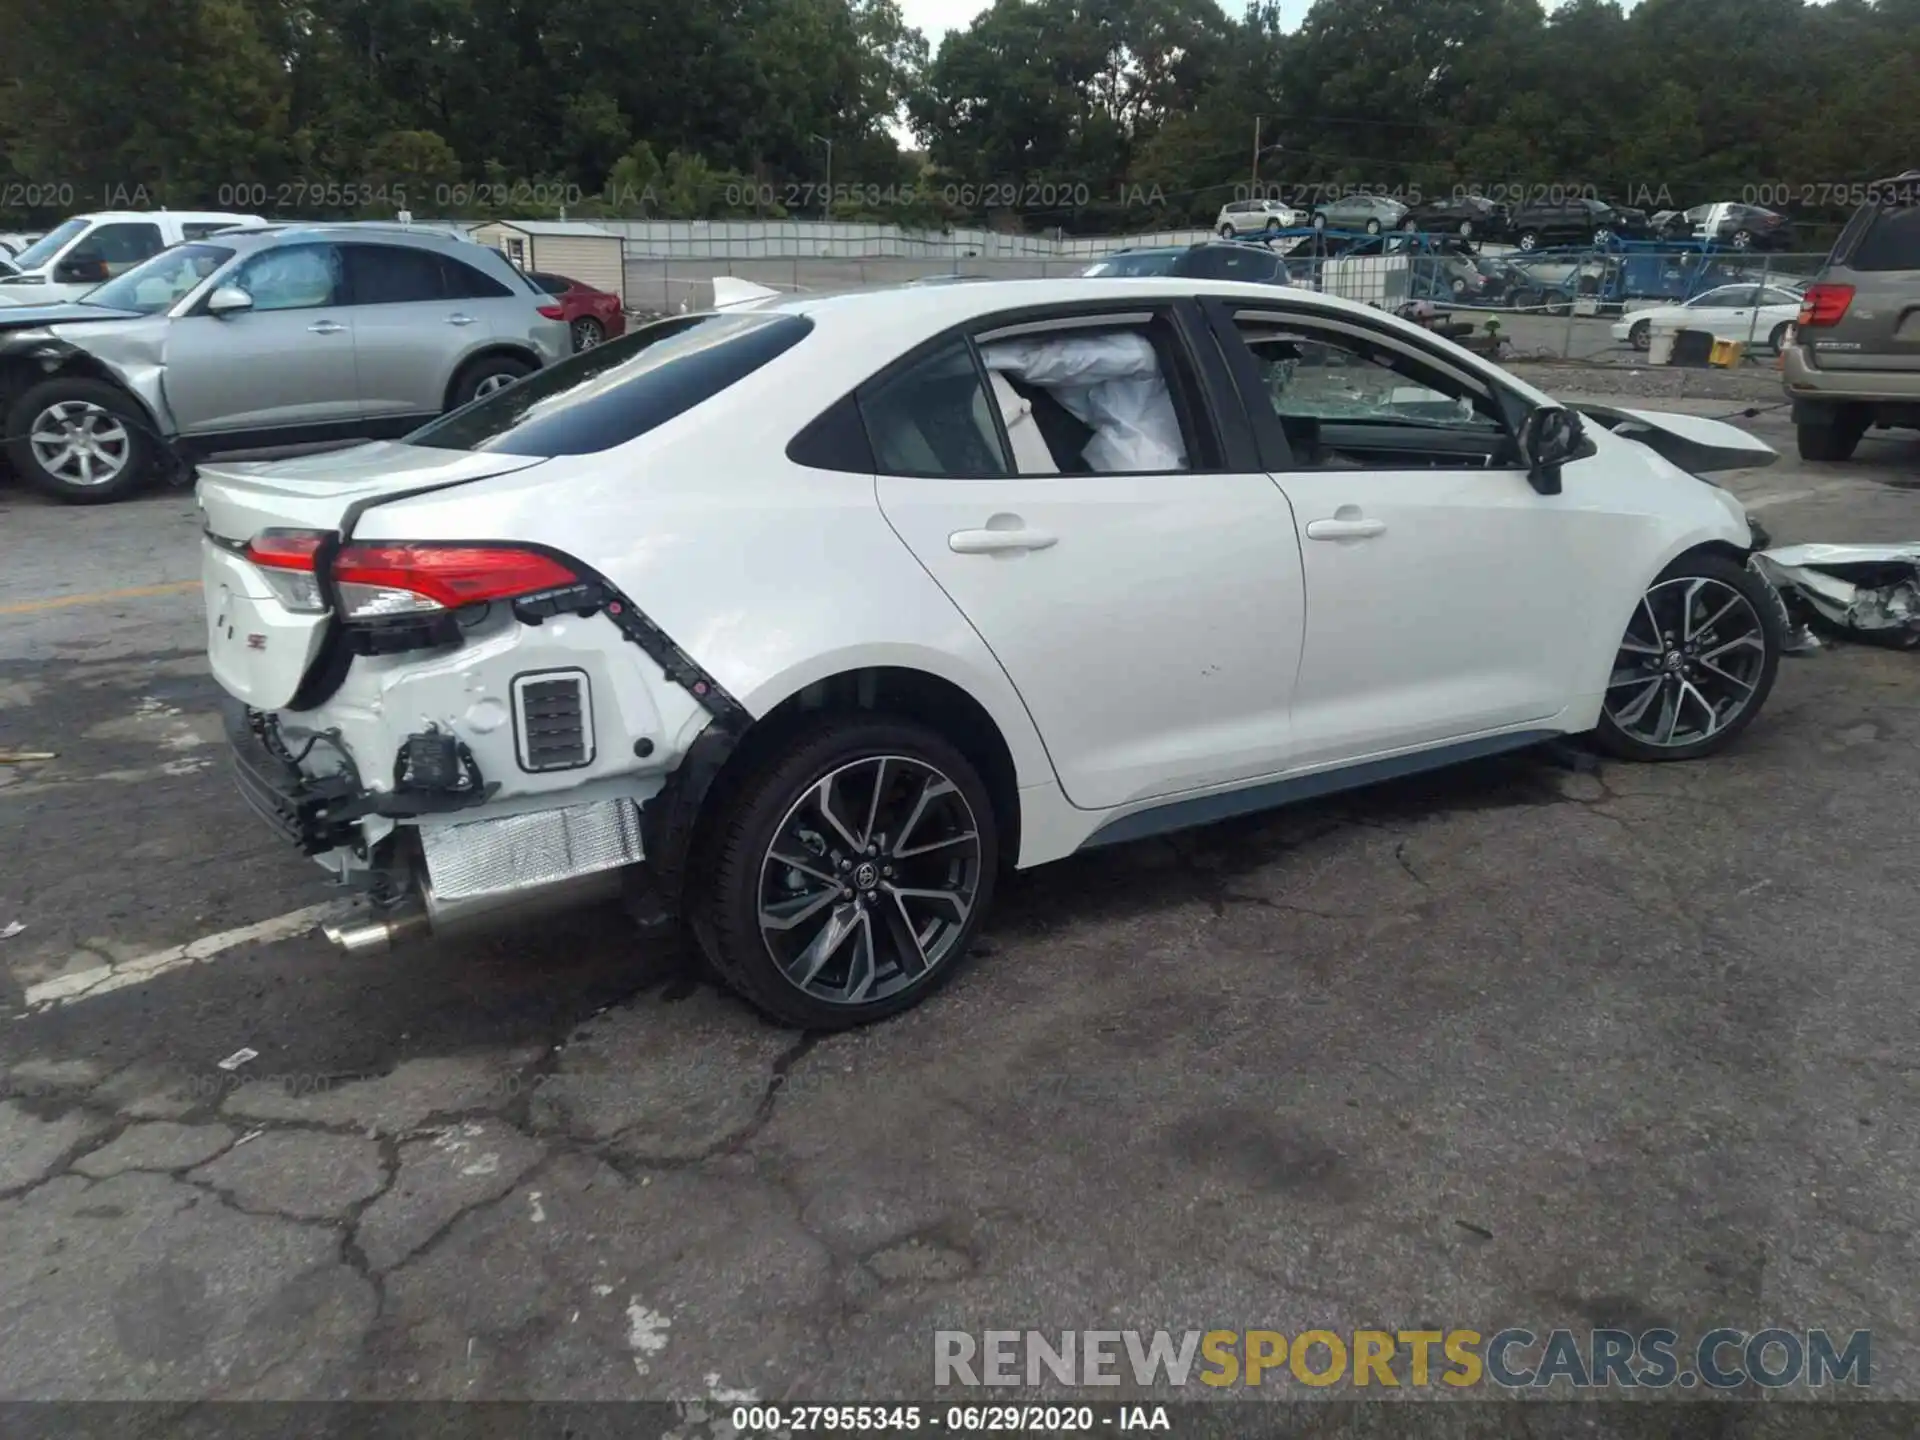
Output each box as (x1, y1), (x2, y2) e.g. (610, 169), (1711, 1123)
(570, 316), (605, 351)
(1796, 410), (1869, 462)
(1219, 224), (1235, 238)
(4, 378), (156, 504)
(1365, 218), (1382, 235)
(695, 716), (999, 1030)
(1767, 321), (1791, 352)
(1591, 552), (1783, 763)
(447, 354), (532, 410)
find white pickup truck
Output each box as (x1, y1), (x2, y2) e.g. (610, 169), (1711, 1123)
(0, 211), (267, 305)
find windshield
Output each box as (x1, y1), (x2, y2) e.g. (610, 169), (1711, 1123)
(83, 243), (236, 313)
(12, 218), (88, 270)
(409, 311), (813, 457)
(1080, 252), (1181, 277)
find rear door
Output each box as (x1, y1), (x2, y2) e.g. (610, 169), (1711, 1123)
(162, 241), (360, 435)
(340, 243), (476, 421)
(1819, 203), (1920, 374)
(870, 300), (1306, 810)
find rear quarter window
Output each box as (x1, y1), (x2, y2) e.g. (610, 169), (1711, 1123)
(407, 312), (813, 456)
(1841, 207), (1920, 272)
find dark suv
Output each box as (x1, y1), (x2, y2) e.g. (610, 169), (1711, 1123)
(1782, 173), (1920, 460)
(1507, 196), (1622, 250)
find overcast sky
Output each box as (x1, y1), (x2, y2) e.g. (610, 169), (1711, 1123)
(897, 0), (1643, 42)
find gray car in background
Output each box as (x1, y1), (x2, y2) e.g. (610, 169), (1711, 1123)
(1782, 173), (1920, 461)
(0, 223), (568, 502)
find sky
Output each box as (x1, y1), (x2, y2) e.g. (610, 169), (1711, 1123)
(897, 0), (1645, 43)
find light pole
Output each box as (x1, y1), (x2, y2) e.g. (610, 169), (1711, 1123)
(811, 133), (834, 221)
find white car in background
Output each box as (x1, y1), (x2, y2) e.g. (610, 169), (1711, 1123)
(202, 277), (1785, 1031)
(1613, 282), (1806, 352)
(0, 211), (267, 305)
(1217, 198), (1302, 235)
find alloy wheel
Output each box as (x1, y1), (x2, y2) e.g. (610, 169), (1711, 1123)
(571, 317), (603, 349)
(29, 401), (131, 488)
(473, 372), (517, 398)
(1604, 577), (1767, 749)
(757, 755), (983, 1008)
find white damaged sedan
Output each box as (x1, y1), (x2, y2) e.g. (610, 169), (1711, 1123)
(199, 277), (1786, 1028)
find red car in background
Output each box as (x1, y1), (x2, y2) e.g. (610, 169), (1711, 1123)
(528, 271), (627, 351)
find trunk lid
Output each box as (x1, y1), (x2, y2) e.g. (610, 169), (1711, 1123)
(198, 441), (548, 708)
(196, 440), (548, 542)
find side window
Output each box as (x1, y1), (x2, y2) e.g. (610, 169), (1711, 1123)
(1228, 314), (1507, 470)
(975, 316), (1210, 476)
(228, 243), (344, 311)
(72, 223), (164, 274)
(1762, 287), (1804, 307)
(858, 337), (1009, 478)
(345, 244), (446, 304)
(180, 223), (226, 241)
(442, 255), (514, 299)
(529, 272), (572, 295)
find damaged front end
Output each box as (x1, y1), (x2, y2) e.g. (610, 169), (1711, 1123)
(1752, 545), (1920, 649)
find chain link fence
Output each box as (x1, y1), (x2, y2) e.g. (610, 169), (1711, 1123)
(622, 242), (1829, 368)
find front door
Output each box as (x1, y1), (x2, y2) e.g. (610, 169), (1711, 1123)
(870, 306), (1305, 811)
(1207, 299), (1599, 772)
(163, 242), (359, 437)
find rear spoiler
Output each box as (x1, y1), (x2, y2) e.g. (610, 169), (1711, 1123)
(1573, 403), (1777, 475)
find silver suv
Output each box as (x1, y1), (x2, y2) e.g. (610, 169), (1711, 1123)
(0, 224), (568, 502)
(1782, 173), (1920, 460)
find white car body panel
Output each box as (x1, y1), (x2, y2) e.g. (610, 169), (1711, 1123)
(197, 277), (1764, 890)
(0, 211), (268, 305)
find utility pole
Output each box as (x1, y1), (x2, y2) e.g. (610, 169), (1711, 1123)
(1251, 116), (1261, 191)
(811, 133), (834, 221)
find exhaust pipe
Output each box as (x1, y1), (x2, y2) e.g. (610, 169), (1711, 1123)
(323, 867), (627, 955)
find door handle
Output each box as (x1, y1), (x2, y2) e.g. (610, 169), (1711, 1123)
(307, 320), (345, 335)
(949, 527), (1058, 555)
(1305, 517), (1387, 540)
(446, 313), (476, 326)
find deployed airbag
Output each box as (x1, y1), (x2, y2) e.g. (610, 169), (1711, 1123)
(980, 333), (1186, 473)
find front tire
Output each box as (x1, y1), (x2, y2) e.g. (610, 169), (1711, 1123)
(696, 717), (998, 1029)
(1517, 231), (1540, 251)
(1628, 318), (1651, 351)
(1591, 552), (1782, 762)
(1219, 224), (1235, 239)
(1365, 218), (1382, 235)
(4, 378), (155, 504)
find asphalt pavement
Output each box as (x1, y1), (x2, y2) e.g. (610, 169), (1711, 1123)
(2, 399), (1919, 1407)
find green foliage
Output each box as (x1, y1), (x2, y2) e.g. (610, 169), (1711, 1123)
(0, 0), (1911, 237)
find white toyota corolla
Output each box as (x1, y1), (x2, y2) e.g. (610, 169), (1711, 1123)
(199, 277), (1786, 1028)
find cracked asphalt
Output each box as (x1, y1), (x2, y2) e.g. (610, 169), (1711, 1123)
(2, 396), (1919, 1407)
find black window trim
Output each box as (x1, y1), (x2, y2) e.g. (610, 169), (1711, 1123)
(1199, 294), (1534, 474)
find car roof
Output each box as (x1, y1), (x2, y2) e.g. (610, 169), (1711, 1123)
(203, 223), (478, 250)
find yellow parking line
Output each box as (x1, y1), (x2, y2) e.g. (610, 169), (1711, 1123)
(0, 580), (203, 615)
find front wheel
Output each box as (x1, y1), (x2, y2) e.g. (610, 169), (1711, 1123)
(1731, 230), (1754, 250)
(1517, 231), (1539, 251)
(1365, 218), (1382, 235)
(1628, 318), (1651, 350)
(4, 378), (156, 504)
(696, 718), (998, 1029)
(1219, 224), (1235, 238)
(1591, 553), (1782, 762)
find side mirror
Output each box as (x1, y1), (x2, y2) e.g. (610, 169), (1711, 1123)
(1518, 404), (1583, 496)
(55, 256), (109, 285)
(207, 285), (254, 316)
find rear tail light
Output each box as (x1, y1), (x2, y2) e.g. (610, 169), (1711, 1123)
(1798, 283), (1854, 328)
(537, 304), (566, 320)
(243, 529), (329, 613)
(331, 543), (579, 620)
